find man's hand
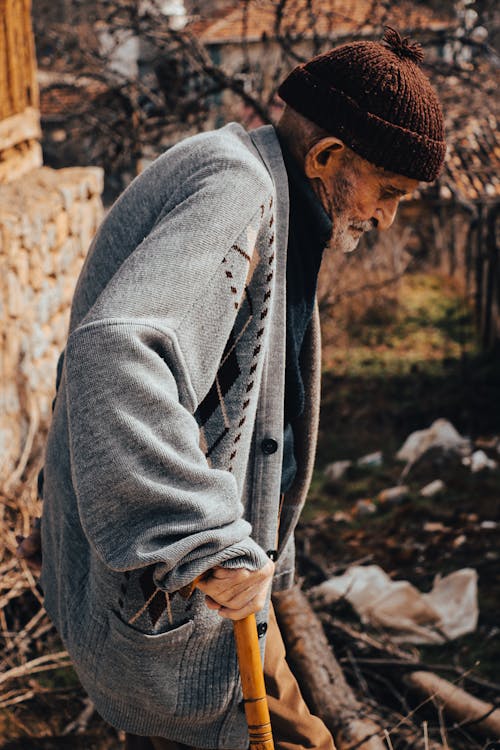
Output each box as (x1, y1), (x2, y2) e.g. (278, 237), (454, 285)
(196, 560), (275, 621)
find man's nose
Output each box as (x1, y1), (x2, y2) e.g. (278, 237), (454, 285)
(375, 198), (399, 231)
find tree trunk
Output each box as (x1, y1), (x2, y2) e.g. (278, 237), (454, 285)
(272, 586), (386, 750)
(406, 670), (500, 739)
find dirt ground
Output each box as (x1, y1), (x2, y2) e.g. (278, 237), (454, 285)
(292, 327), (500, 749)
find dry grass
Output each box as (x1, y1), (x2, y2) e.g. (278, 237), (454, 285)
(0, 450), (79, 741)
(0, 456), (123, 747)
(318, 229), (475, 376)
(0, 450), (109, 748)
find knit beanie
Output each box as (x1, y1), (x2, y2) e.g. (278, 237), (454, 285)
(278, 27), (446, 182)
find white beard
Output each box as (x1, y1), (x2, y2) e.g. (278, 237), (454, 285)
(330, 214), (372, 254)
(327, 163), (374, 254)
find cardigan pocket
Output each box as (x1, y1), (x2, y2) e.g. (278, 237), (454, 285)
(98, 608), (195, 717)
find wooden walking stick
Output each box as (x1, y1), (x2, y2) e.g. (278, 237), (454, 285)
(183, 578), (274, 749)
(233, 613), (274, 750)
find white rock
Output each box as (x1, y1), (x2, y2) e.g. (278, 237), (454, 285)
(423, 521), (451, 533)
(354, 499), (377, 516)
(480, 520), (497, 531)
(396, 419), (470, 464)
(378, 486), (409, 505)
(453, 534), (467, 548)
(324, 460), (352, 482)
(357, 451), (383, 467)
(420, 479), (446, 497)
(464, 450), (498, 473)
(464, 8), (478, 29)
(333, 511), (351, 523)
(470, 26), (488, 44)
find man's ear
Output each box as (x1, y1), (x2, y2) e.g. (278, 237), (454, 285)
(304, 137), (345, 179)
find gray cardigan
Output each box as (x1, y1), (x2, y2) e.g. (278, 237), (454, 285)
(40, 123), (321, 748)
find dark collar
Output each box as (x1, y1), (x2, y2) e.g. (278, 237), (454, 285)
(278, 136), (332, 249)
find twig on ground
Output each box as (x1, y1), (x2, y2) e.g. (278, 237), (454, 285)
(18, 560), (44, 606)
(62, 697), (95, 735)
(3, 398), (39, 493)
(364, 669), (413, 718)
(347, 648), (372, 698)
(423, 721), (430, 750)
(0, 689), (37, 709)
(0, 607), (14, 652)
(326, 616), (418, 662)
(0, 651), (72, 687)
(1, 607), (46, 664)
(437, 704), (450, 750)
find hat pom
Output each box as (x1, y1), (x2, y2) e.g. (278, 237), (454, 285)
(383, 26), (425, 64)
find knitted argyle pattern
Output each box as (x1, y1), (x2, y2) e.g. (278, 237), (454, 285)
(121, 197), (277, 635)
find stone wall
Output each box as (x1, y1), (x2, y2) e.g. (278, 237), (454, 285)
(0, 166), (104, 483)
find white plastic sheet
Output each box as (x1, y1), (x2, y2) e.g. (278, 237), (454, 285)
(312, 565), (478, 644)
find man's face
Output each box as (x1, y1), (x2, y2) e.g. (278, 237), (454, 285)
(305, 139), (419, 254)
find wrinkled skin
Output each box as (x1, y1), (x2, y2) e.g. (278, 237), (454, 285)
(197, 560), (275, 621)
(304, 137), (419, 254)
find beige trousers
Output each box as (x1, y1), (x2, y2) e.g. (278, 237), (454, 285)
(125, 603), (335, 750)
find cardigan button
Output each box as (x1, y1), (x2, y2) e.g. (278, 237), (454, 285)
(257, 622), (268, 638)
(261, 438), (278, 455)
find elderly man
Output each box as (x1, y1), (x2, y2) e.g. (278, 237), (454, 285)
(27, 27), (445, 750)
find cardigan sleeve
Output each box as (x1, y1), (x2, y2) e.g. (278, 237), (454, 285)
(64, 209), (271, 592)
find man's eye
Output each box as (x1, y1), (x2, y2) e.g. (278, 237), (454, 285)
(381, 189), (404, 200)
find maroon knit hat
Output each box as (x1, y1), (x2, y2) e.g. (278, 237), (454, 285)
(278, 27), (446, 182)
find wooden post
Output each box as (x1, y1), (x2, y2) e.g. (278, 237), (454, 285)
(0, 0), (42, 182)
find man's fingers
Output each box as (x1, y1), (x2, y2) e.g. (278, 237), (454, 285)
(199, 566), (252, 595)
(197, 561), (274, 597)
(197, 572), (246, 599)
(213, 580), (267, 610)
(197, 560), (274, 617)
(198, 576), (252, 602)
(204, 595), (221, 611)
(216, 592), (268, 621)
